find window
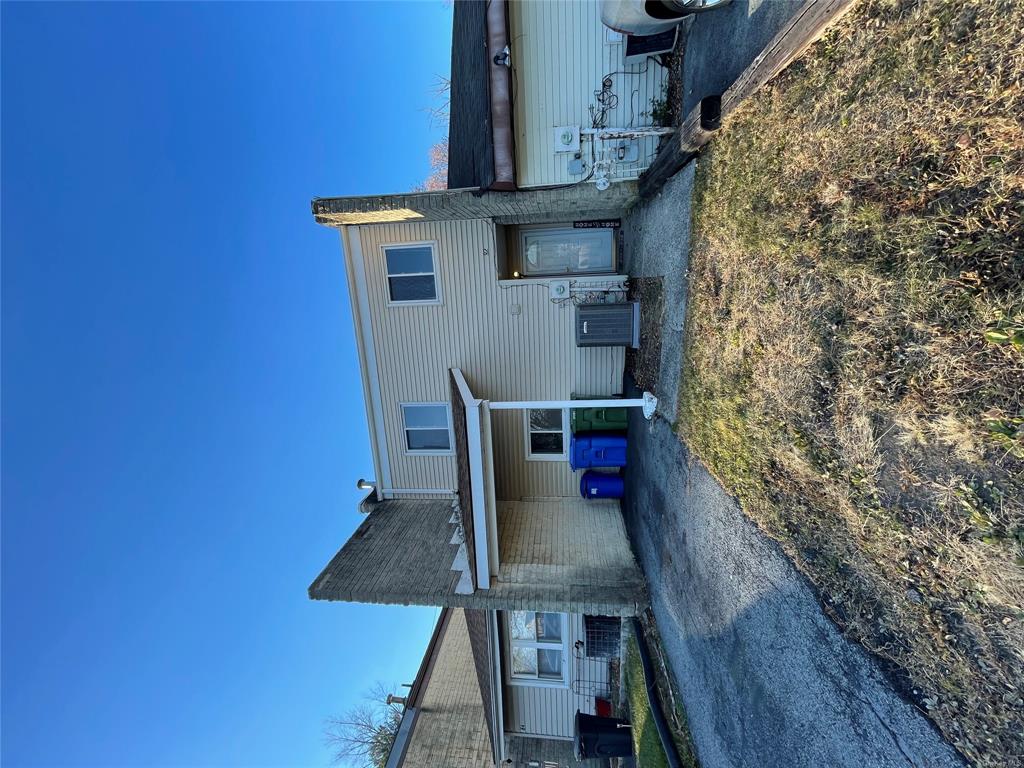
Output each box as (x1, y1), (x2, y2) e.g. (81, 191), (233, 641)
(506, 611), (567, 685)
(519, 227), (614, 276)
(583, 615), (621, 659)
(384, 243), (438, 304)
(401, 403), (452, 453)
(525, 408), (567, 460)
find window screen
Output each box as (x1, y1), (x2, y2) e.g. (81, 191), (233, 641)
(527, 409), (565, 459)
(384, 244), (437, 303)
(401, 403), (451, 452)
(584, 615), (621, 659)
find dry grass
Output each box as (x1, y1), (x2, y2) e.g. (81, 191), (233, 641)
(678, 1), (1024, 765)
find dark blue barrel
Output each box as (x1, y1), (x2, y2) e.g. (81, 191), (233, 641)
(580, 471), (624, 499)
(570, 434), (627, 470)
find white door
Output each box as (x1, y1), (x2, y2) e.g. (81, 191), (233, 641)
(520, 226), (615, 276)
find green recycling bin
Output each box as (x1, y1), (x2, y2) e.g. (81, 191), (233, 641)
(570, 406), (628, 433)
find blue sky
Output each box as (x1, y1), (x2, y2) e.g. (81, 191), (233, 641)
(2, 3), (452, 766)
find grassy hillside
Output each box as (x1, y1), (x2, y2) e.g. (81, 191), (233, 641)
(678, 1), (1023, 765)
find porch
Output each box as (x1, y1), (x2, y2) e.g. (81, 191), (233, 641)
(307, 372), (651, 618)
(448, 368), (651, 617)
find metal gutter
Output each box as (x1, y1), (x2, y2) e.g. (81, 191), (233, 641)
(382, 708), (418, 768)
(379, 488), (457, 498)
(339, 225), (391, 500)
(488, 610), (507, 764)
(485, 0), (515, 189)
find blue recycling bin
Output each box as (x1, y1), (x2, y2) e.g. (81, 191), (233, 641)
(580, 471), (624, 499)
(570, 434), (627, 470)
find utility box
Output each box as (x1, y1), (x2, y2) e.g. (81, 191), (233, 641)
(553, 125), (580, 153)
(575, 302), (639, 348)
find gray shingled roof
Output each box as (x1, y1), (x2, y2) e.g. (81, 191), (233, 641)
(386, 608), (496, 768)
(307, 497), (464, 605)
(309, 493), (646, 616)
(446, 0), (494, 190)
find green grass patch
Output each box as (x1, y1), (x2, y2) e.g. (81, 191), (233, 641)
(624, 624), (701, 768)
(625, 637), (670, 768)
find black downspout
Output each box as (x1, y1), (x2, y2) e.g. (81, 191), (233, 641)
(632, 618), (685, 768)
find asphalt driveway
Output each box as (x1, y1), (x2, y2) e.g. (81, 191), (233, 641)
(681, 0), (805, 115)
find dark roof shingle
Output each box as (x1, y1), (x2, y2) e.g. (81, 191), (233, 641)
(464, 608), (498, 762)
(446, 0), (494, 190)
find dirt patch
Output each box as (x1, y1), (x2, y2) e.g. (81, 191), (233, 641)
(626, 277), (665, 393)
(663, 26), (687, 127)
(678, 1), (1024, 766)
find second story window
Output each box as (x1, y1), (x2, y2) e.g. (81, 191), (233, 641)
(401, 403), (452, 453)
(384, 243), (439, 304)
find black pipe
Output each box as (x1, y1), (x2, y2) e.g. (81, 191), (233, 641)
(632, 617), (684, 768)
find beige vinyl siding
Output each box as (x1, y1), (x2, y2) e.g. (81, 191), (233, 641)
(509, 0), (669, 188)
(504, 612), (611, 739)
(355, 219), (623, 500)
(493, 410), (577, 500)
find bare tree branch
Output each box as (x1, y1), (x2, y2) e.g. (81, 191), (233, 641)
(425, 74), (451, 128)
(410, 74), (451, 192)
(324, 683), (404, 768)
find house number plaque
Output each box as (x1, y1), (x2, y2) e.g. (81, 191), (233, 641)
(573, 219), (620, 229)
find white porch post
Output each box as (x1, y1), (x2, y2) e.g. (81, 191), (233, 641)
(488, 392), (658, 419)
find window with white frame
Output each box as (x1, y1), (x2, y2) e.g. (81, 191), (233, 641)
(401, 403), (452, 453)
(525, 408), (567, 460)
(505, 611), (567, 685)
(384, 243), (438, 304)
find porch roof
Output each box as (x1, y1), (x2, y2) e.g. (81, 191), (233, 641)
(309, 182), (639, 227)
(449, 368), (499, 591)
(307, 497), (467, 606)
